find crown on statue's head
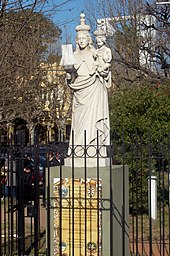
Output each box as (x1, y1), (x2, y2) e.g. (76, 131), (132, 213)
(76, 13), (90, 32)
(94, 19), (106, 36)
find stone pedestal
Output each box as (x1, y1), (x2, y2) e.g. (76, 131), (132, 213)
(46, 165), (129, 256)
(65, 156), (110, 167)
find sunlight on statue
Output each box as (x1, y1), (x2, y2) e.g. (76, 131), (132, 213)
(61, 13), (112, 167)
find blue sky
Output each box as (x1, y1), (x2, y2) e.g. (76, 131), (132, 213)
(49, 0), (86, 44)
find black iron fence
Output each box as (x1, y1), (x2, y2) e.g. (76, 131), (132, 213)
(0, 131), (169, 255)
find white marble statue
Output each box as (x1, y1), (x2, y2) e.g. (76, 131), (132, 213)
(63, 13), (112, 167)
(94, 20), (112, 87)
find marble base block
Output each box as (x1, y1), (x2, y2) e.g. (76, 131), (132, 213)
(65, 157), (110, 167)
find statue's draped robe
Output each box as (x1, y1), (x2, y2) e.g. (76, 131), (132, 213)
(68, 48), (111, 157)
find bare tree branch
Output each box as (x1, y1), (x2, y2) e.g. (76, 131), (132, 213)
(85, 0), (170, 86)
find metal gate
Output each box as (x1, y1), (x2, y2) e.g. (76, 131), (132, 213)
(0, 131), (170, 255)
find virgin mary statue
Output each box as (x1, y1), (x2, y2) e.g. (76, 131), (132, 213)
(63, 14), (112, 167)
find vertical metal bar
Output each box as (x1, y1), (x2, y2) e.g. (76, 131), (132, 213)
(168, 132), (170, 256)
(109, 131), (113, 256)
(7, 155), (11, 255)
(47, 131), (51, 256)
(8, 135), (13, 255)
(131, 151), (135, 255)
(161, 131), (165, 256)
(15, 153), (19, 254)
(69, 184), (71, 256)
(96, 130), (100, 256)
(42, 154), (46, 207)
(139, 136), (144, 255)
(148, 130), (152, 256)
(33, 131), (39, 255)
(129, 133), (135, 255)
(157, 133), (162, 254)
(4, 197), (6, 254)
(17, 132), (25, 255)
(135, 133), (139, 256)
(0, 134), (3, 255)
(10, 135), (16, 256)
(84, 130), (87, 256)
(0, 161), (2, 256)
(71, 130), (75, 256)
(59, 130), (62, 256)
(2, 162), (7, 255)
(0, 152), (4, 255)
(10, 156), (14, 255)
(122, 130), (125, 256)
(89, 180), (92, 253)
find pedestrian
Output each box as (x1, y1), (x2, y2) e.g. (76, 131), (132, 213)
(55, 150), (64, 166)
(47, 151), (60, 167)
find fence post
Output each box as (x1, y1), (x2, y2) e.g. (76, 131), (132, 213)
(16, 131), (25, 255)
(148, 171), (157, 220)
(169, 173), (170, 207)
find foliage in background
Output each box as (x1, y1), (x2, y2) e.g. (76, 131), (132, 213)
(109, 82), (170, 139)
(0, 0), (73, 132)
(0, 8), (61, 125)
(109, 82), (170, 213)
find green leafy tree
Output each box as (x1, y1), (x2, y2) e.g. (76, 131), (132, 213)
(109, 82), (170, 212)
(109, 82), (170, 138)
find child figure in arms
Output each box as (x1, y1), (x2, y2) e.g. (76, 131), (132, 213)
(94, 20), (112, 85)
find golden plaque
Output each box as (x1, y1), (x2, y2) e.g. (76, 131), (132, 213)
(53, 178), (102, 255)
